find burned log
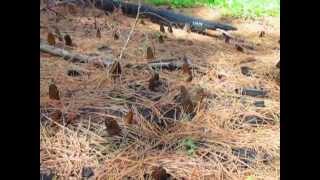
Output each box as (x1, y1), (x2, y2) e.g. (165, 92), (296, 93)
(71, 0), (236, 32)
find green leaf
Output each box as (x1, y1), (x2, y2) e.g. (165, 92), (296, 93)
(181, 138), (198, 155)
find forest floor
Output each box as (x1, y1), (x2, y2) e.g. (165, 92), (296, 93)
(40, 3), (279, 180)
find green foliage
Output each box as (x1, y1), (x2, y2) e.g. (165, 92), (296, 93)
(212, 0), (280, 18)
(144, 0), (280, 18)
(145, 0), (205, 7)
(181, 138), (198, 155)
(246, 176), (254, 180)
(52, 175), (57, 180)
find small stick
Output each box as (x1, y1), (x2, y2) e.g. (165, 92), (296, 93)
(118, 0), (141, 60)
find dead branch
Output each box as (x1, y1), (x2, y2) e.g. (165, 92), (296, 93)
(129, 58), (203, 72)
(148, 58), (189, 70)
(40, 42), (204, 72)
(216, 29), (255, 50)
(40, 42), (113, 65)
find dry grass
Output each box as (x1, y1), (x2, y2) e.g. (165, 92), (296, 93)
(40, 3), (279, 180)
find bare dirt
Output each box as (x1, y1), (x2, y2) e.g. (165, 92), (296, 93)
(40, 4), (279, 180)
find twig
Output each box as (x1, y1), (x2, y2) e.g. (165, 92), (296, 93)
(118, 0), (141, 60)
(216, 29), (233, 38)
